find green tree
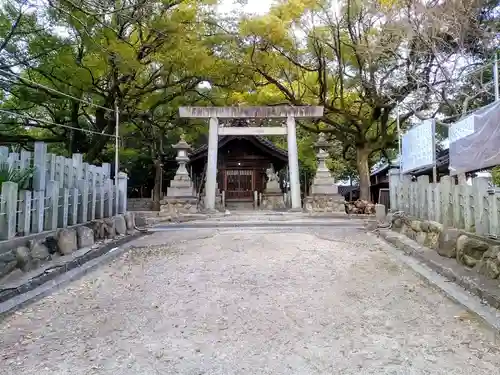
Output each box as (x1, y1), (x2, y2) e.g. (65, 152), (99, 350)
(234, 0), (495, 200)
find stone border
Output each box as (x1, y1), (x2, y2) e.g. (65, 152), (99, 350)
(0, 231), (148, 320)
(373, 230), (500, 332)
(377, 229), (500, 311)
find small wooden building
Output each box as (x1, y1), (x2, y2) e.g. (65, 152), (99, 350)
(189, 135), (288, 203)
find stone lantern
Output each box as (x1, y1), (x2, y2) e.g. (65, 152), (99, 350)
(166, 134), (195, 198)
(173, 134), (190, 179)
(304, 133), (346, 213)
(311, 133), (338, 195)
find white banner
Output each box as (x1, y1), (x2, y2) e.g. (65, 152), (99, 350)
(401, 119), (436, 174)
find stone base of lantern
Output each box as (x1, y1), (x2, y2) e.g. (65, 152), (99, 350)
(261, 192), (285, 210)
(304, 194), (346, 214)
(160, 197), (199, 216)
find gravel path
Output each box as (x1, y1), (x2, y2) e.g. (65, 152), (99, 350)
(1, 226), (500, 375)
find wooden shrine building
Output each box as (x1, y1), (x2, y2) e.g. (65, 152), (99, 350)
(189, 134), (288, 203)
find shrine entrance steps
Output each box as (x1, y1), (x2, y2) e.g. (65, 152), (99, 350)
(225, 200), (255, 211)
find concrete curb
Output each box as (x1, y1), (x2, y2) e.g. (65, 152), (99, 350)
(152, 221), (368, 230)
(0, 231), (149, 320)
(376, 229), (500, 330)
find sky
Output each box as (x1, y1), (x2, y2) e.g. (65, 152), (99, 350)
(217, 0), (272, 16)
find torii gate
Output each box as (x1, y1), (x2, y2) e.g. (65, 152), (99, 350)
(179, 106), (324, 211)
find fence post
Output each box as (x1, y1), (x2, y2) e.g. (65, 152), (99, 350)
(434, 181), (441, 223)
(45, 154), (56, 189)
(88, 165), (96, 220)
(102, 163), (110, 180)
(489, 191), (500, 237)
(31, 191), (44, 233)
(17, 190), (31, 236)
(388, 168), (400, 211)
(105, 179), (113, 217)
(462, 184), (474, 232)
(55, 155), (65, 188)
(117, 172), (128, 214)
(64, 158), (74, 189)
(33, 142), (47, 191)
(19, 150), (31, 170)
(77, 179), (89, 223)
(0, 146), (8, 161)
(44, 181), (59, 231)
(401, 175), (411, 213)
(68, 187), (79, 225)
(7, 152), (19, 169)
(417, 175), (429, 220)
(408, 181), (414, 216)
(73, 153), (83, 181)
(0, 182), (18, 240)
(440, 176), (453, 228)
(58, 188), (69, 228)
(473, 177), (490, 235)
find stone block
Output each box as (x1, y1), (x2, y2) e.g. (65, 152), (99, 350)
(420, 221), (430, 232)
(103, 217), (116, 239)
(89, 219), (105, 240)
(124, 212), (135, 230)
(15, 246), (32, 272)
(28, 240), (50, 262)
(437, 228), (461, 258)
(114, 215), (127, 235)
(391, 217), (403, 229)
(456, 235), (489, 267)
(44, 236), (59, 255)
(0, 250), (17, 278)
(375, 204), (386, 222)
(261, 193), (285, 210)
(77, 226), (95, 248)
(428, 221), (443, 233)
(304, 194), (346, 213)
(135, 215), (147, 227)
(424, 232), (439, 250)
(410, 220), (421, 232)
(477, 246), (500, 279)
(57, 228), (78, 255)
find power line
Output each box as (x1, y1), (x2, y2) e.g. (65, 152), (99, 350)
(0, 108), (118, 137)
(0, 70), (114, 112)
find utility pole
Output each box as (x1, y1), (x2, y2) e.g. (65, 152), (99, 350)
(110, 52), (120, 215)
(114, 98), (120, 214)
(396, 102), (402, 181)
(494, 52), (499, 102)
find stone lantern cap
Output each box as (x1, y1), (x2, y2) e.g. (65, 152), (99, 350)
(314, 133), (330, 149)
(173, 134), (191, 151)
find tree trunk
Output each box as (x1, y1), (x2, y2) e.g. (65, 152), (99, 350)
(356, 146), (371, 201)
(152, 158), (162, 211)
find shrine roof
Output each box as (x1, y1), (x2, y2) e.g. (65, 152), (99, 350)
(189, 135), (288, 162)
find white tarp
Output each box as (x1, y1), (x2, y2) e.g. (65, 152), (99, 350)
(449, 101), (500, 175)
(401, 119), (436, 174)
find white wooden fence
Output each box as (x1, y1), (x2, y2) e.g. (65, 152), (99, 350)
(389, 169), (500, 237)
(0, 142), (128, 240)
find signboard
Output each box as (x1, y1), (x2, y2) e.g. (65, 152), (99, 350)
(218, 127), (287, 136)
(401, 119), (436, 174)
